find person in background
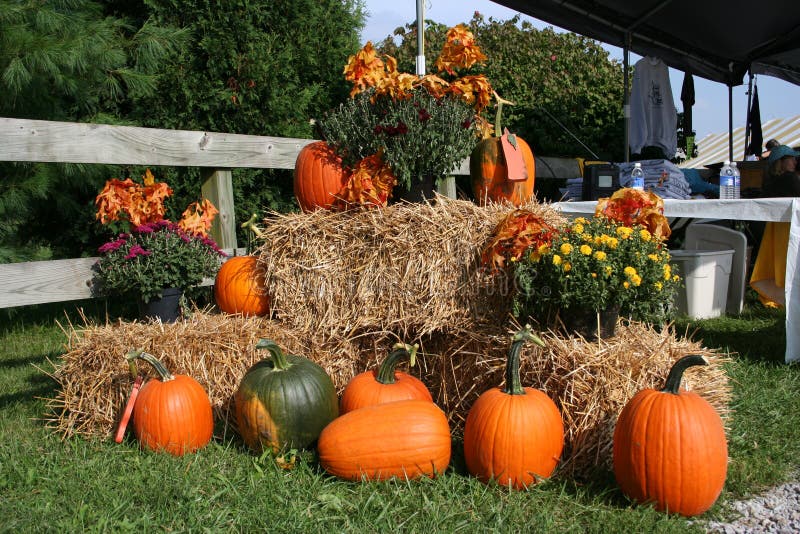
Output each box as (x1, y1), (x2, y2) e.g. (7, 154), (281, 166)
(762, 145), (800, 197)
(750, 144), (800, 308)
(761, 138), (781, 160)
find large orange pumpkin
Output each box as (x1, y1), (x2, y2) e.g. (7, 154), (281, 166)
(613, 355), (728, 517)
(463, 327), (563, 489)
(293, 141), (348, 212)
(470, 133), (536, 206)
(214, 255), (270, 316)
(128, 350), (214, 456)
(317, 399), (451, 481)
(339, 343), (432, 414)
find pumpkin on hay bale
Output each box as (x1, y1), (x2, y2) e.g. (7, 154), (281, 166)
(47, 312), (730, 480)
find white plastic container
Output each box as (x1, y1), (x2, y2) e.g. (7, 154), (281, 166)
(669, 249), (735, 319)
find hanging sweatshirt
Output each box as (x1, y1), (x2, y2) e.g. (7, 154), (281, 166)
(630, 56), (677, 158)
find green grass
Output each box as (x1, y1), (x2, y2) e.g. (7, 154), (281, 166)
(0, 301), (797, 532)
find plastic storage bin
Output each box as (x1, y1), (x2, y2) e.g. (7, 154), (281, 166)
(684, 223), (748, 314)
(669, 249), (735, 319)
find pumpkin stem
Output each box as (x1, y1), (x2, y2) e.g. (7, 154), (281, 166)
(256, 339), (292, 370)
(126, 348), (175, 382)
(377, 343), (418, 384)
(492, 90), (515, 138)
(241, 213), (265, 255)
(503, 325), (545, 395)
(661, 354), (707, 394)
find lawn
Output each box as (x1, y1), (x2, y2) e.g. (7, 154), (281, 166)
(0, 297), (797, 533)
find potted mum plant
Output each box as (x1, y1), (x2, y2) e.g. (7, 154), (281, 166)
(93, 169), (226, 322)
(485, 189), (680, 339)
(317, 24), (494, 205)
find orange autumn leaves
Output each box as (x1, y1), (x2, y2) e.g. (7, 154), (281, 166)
(95, 169), (218, 237)
(595, 189), (671, 241)
(334, 24), (493, 209)
(343, 25), (492, 116)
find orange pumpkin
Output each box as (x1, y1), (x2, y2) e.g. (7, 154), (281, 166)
(317, 399), (451, 481)
(214, 255), (270, 317)
(613, 355), (728, 517)
(293, 141), (348, 212)
(463, 327), (563, 489)
(470, 133), (536, 206)
(339, 343), (432, 414)
(128, 350), (214, 456)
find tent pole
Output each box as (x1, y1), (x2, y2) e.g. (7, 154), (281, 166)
(728, 84), (734, 162)
(744, 70), (753, 159)
(415, 0), (425, 75)
(623, 32), (630, 162)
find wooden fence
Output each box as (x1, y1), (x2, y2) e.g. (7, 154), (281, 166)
(0, 117), (580, 308)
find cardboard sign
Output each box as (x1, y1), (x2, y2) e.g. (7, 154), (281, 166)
(500, 128), (528, 182)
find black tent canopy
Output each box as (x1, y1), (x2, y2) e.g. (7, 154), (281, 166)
(490, 0), (800, 86)
(489, 0), (800, 160)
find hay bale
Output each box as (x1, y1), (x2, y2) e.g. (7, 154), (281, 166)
(48, 312), (730, 481)
(255, 195), (565, 339)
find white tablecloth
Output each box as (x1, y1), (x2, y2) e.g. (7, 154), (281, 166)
(553, 198), (800, 363)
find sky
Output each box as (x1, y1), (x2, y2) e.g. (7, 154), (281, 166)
(360, 0), (800, 148)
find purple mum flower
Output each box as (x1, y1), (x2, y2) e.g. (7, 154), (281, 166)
(124, 245), (152, 260)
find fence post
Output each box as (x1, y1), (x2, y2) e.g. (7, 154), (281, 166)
(201, 168), (237, 250)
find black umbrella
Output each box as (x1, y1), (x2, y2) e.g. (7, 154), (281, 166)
(679, 71), (695, 158)
(680, 71), (695, 138)
(746, 85), (763, 157)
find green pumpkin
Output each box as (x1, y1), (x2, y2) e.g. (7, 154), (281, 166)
(234, 339), (338, 454)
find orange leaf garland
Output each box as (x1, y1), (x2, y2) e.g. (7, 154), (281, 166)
(179, 199), (220, 237)
(482, 210), (558, 270)
(595, 188), (671, 240)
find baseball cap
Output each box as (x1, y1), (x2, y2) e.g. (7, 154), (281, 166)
(767, 145), (800, 164)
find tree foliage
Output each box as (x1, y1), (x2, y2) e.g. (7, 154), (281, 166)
(0, 0), (188, 261)
(378, 14), (626, 161)
(0, 0), (365, 260)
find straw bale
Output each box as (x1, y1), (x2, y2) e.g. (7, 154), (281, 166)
(255, 195), (566, 339)
(48, 312), (730, 481)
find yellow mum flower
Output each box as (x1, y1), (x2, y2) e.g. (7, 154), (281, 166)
(575, 217), (588, 224)
(553, 254), (562, 266)
(580, 244), (592, 255)
(563, 262), (572, 272)
(616, 226), (633, 239)
(623, 281), (630, 289)
(673, 274), (681, 282)
(604, 265), (612, 276)
(648, 253), (659, 261)
(560, 243), (573, 255)
(594, 250), (607, 261)
(663, 264), (672, 280)
(624, 266), (637, 277)
(528, 250), (541, 262)
(654, 281), (663, 291)
(572, 222), (584, 234)
(631, 274), (642, 286)
(640, 229), (652, 241)
(538, 244), (550, 255)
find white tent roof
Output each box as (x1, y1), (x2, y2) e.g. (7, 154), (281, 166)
(680, 115), (800, 169)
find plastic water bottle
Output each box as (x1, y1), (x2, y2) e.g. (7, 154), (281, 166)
(719, 161), (734, 200)
(731, 161), (741, 199)
(631, 162), (645, 191)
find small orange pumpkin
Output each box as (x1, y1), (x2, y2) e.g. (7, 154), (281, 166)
(317, 399), (451, 481)
(613, 355), (728, 517)
(293, 141), (348, 212)
(214, 255), (270, 316)
(463, 327), (563, 489)
(339, 343), (432, 414)
(470, 96), (535, 206)
(128, 349), (214, 456)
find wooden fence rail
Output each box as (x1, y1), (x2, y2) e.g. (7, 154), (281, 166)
(0, 117), (579, 309)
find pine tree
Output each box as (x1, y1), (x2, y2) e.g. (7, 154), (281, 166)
(0, 0), (187, 260)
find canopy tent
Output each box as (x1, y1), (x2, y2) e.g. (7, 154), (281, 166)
(489, 0), (800, 86)
(488, 0), (800, 161)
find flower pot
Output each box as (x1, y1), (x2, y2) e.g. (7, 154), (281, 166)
(138, 288), (183, 323)
(395, 175), (437, 203)
(560, 306), (619, 341)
